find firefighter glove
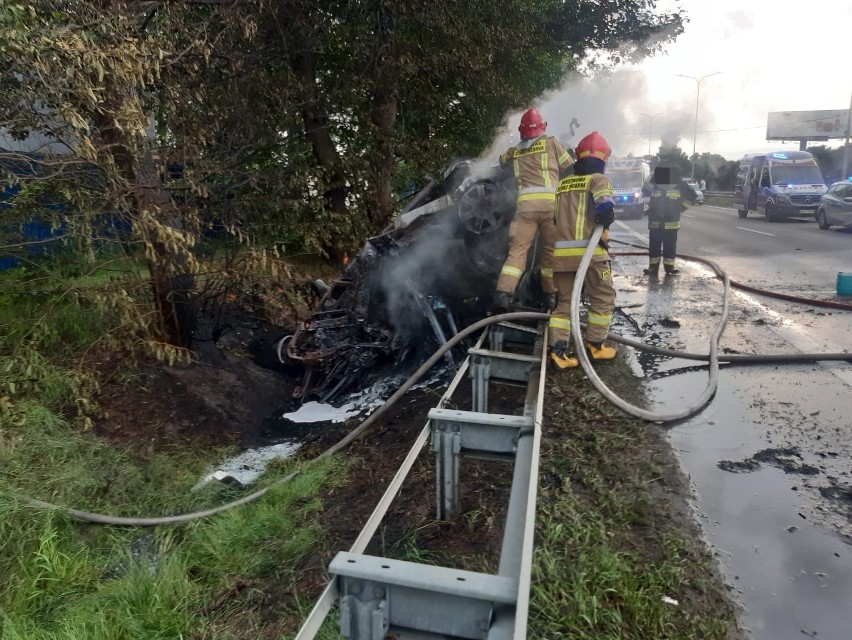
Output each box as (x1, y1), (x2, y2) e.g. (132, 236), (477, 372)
(595, 201), (615, 229)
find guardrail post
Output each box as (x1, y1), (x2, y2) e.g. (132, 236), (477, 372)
(339, 578), (389, 640)
(432, 420), (461, 520)
(469, 353), (490, 413)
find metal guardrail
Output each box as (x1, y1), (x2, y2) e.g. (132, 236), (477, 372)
(295, 319), (548, 639)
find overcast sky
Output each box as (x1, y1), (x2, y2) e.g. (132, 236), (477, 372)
(498, 0), (851, 162)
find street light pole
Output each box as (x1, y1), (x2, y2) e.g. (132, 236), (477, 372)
(626, 136), (642, 156)
(842, 88), (852, 181)
(676, 72), (722, 179)
(639, 112), (664, 157)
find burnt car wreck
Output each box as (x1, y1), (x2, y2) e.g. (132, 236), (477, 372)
(280, 158), (555, 403)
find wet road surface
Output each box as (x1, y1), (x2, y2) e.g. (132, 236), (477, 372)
(608, 211), (852, 640)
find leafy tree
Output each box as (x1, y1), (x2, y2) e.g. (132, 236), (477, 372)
(693, 152), (739, 190)
(0, 1), (261, 350)
(1, 0), (686, 353)
(808, 144), (846, 183)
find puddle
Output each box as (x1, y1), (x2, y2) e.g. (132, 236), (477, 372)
(611, 259), (852, 639)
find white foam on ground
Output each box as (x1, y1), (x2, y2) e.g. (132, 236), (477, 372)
(196, 365), (451, 488)
(281, 401), (362, 423)
(193, 441), (302, 489)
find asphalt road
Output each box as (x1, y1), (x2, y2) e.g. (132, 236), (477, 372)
(657, 204), (852, 298)
(606, 209), (852, 640)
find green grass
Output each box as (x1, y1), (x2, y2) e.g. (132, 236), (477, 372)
(528, 372), (737, 639)
(0, 403), (348, 639)
(0, 257), (352, 639)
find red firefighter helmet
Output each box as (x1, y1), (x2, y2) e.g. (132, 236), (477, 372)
(575, 131), (612, 163)
(518, 108), (547, 139)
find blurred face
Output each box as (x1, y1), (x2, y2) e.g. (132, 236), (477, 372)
(654, 167), (671, 184)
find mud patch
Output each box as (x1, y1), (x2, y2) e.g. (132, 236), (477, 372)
(718, 447), (821, 476)
(717, 459), (761, 473)
(819, 484), (852, 520)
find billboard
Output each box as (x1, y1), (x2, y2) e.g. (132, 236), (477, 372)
(767, 110), (851, 141)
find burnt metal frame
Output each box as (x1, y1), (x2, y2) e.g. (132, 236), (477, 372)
(295, 320), (546, 640)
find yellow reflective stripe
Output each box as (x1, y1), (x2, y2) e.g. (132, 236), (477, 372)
(575, 189), (587, 239)
(548, 317), (571, 330)
(683, 201), (694, 208)
(664, 222), (681, 230)
(557, 151), (571, 165)
(500, 265), (523, 278)
(592, 187), (612, 200)
(587, 311), (612, 327)
(540, 267), (554, 278)
(553, 246), (608, 257)
(664, 258), (676, 266)
(518, 186), (556, 195)
(541, 149), (551, 188)
(517, 192), (556, 202)
(513, 157), (520, 180)
(649, 257), (662, 265)
(587, 311), (612, 326)
(577, 150), (608, 159)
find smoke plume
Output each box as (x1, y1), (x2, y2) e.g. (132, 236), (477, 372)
(473, 68), (718, 169)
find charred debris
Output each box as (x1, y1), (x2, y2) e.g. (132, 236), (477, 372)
(281, 160), (550, 404)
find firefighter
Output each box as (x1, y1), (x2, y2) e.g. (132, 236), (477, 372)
(642, 165), (697, 276)
(548, 131), (617, 370)
(492, 108), (576, 312)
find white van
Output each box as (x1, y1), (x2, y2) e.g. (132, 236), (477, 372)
(605, 158), (651, 219)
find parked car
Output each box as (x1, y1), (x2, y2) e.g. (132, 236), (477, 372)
(686, 180), (704, 205)
(816, 180), (852, 230)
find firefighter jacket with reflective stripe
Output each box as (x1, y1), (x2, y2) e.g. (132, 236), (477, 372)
(642, 181), (697, 231)
(499, 136), (575, 213)
(552, 173), (614, 272)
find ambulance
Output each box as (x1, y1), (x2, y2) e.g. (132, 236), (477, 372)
(605, 157), (651, 219)
(733, 151), (827, 221)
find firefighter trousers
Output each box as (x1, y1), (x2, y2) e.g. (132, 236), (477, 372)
(496, 207), (556, 294)
(547, 262), (616, 347)
(648, 228), (678, 270)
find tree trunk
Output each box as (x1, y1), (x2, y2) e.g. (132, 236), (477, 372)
(287, 13), (350, 260)
(137, 151), (196, 348)
(367, 83), (398, 228)
(365, 4), (399, 229)
(93, 103), (195, 348)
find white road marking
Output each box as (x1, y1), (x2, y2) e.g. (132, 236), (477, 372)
(703, 205), (738, 212)
(682, 214), (695, 218)
(610, 221), (852, 387)
(735, 226), (775, 237)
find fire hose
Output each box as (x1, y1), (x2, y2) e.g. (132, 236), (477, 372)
(573, 226), (724, 423)
(9, 247), (852, 524)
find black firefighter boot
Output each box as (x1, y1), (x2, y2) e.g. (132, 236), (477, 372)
(549, 340), (578, 370)
(664, 265), (680, 276)
(643, 263), (659, 276)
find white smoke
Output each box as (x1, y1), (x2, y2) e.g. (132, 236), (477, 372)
(472, 68), (718, 168)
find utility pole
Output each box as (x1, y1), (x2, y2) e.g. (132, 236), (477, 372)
(676, 72), (722, 179)
(843, 88), (852, 181)
(639, 112), (664, 157)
